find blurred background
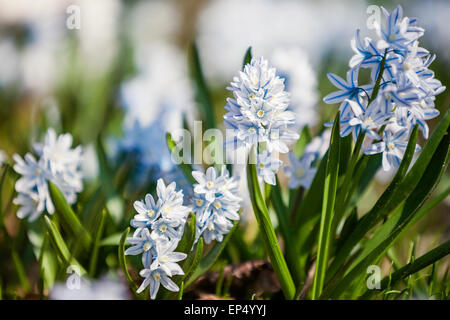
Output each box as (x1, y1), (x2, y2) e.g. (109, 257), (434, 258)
(0, 0), (448, 295)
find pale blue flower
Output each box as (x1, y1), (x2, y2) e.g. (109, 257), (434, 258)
(149, 241), (186, 276)
(364, 128), (420, 171)
(125, 228), (160, 268)
(151, 218), (183, 241)
(256, 151), (283, 186)
(284, 153), (317, 189)
(325, 5), (444, 172)
(197, 212), (234, 245)
(193, 166), (241, 244)
(126, 178), (190, 299)
(156, 179), (190, 223)
(344, 99), (391, 141)
(137, 268), (180, 300)
(13, 129), (83, 221)
(192, 166), (221, 203)
(131, 194), (161, 230)
(375, 6), (424, 51)
(323, 68), (372, 116)
(224, 56), (299, 153)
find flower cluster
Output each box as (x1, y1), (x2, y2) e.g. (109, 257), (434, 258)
(323, 5), (445, 171)
(13, 128), (83, 222)
(192, 166), (242, 244)
(125, 179), (189, 299)
(224, 56), (299, 185)
(284, 129), (331, 189)
(112, 43), (194, 190)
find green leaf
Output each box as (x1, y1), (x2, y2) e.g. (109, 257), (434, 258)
(326, 124), (422, 281)
(242, 47), (253, 70)
(176, 212), (196, 254)
(88, 209), (107, 277)
(311, 112), (341, 299)
(360, 239), (450, 299)
(247, 147), (296, 299)
(186, 223), (237, 287)
(48, 182), (92, 251)
(323, 127), (449, 298)
(166, 133), (196, 184)
(95, 135), (115, 197)
(43, 216), (86, 274)
(11, 250), (31, 292)
(271, 177), (302, 285)
(118, 227), (138, 292)
(292, 148), (328, 281)
(183, 238), (204, 284)
(188, 42), (215, 130)
(333, 131), (365, 225)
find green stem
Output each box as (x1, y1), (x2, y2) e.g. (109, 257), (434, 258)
(247, 147), (296, 299)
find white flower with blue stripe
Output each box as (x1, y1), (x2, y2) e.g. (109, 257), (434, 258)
(323, 5), (444, 171)
(224, 56), (299, 184)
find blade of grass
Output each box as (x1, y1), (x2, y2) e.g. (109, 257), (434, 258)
(311, 112), (341, 300)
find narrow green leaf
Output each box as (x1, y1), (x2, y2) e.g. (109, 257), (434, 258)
(43, 216), (85, 274)
(271, 177), (302, 285)
(188, 42), (216, 130)
(333, 131), (365, 225)
(118, 227), (138, 292)
(247, 147), (296, 299)
(327, 124), (421, 281)
(323, 128), (449, 298)
(360, 239), (450, 299)
(48, 182), (92, 251)
(176, 212), (196, 254)
(242, 47), (253, 70)
(311, 112), (341, 300)
(95, 135), (115, 197)
(335, 207), (358, 252)
(166, 133), (196, 184)
(183, 238), (204, 285)
(11, 250), (31, 292)
(88, 209), (107, 277)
